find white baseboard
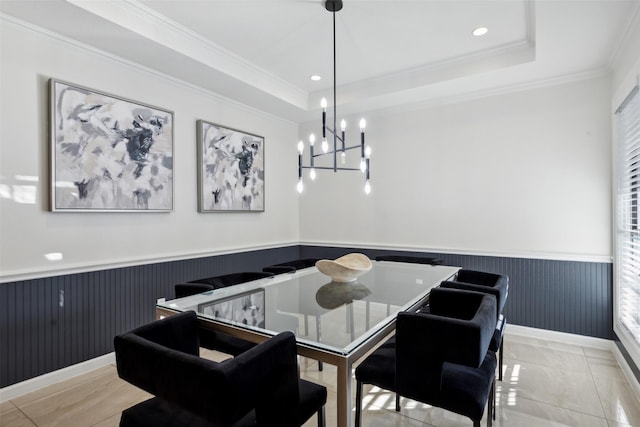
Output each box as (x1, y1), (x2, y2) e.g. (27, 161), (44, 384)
(0, 352), (115, 402)
(505, 324), (612, 350)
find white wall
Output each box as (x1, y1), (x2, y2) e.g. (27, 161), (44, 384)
(0, 19), (300, 281)
(299, 76), (612, 261)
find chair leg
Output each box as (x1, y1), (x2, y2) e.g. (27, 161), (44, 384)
(498, 339), (504, 381)
(317, 405), (326, 427)
(355, 380), (363, 427)
(395, 393), (400, 412)
(490, 377), (496, 425)
(474, 421), (481, 427)
(318, 361), (323, 371)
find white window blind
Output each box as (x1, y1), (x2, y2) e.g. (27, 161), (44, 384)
(617, 85), (640, 357)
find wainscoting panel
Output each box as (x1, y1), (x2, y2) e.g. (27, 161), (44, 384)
(1, 245), (613, 388)
(0, 246), (299, 388)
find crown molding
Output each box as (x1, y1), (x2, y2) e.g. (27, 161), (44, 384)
(0, 13), (298, 125)
(66, 0), (308, 110)
(608, 1), (640, 68)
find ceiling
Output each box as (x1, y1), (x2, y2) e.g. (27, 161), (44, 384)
(1, 0), (638, 123)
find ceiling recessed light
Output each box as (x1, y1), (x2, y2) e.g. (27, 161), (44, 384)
(310, 75), (322, 81)
(472, 27), (488, 36)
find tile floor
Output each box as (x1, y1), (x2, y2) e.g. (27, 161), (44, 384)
(1, 333), (639, 427)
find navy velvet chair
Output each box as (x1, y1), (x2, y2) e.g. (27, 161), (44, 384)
(115, 311), (327, 427)
(262, 258), (320, 275)
(375, 255), (443, 265)
(354, 288), (497, 427)
(175, 282), (215, 299)
(439, 269), (509, 380)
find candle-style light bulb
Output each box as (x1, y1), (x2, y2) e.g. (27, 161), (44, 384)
(360, 158), (366, 173)
(341, 119), (346, 131)
(365, 146), (372, 158)
(341, 151), (346, 164)
(310, 168), (316, 181)
(364, 180), (371, 195)
(297, 179), (304, 194)
(321, 137), (329, 153)
(359, 118), (366, 131)
(297, 140), (304, 154)
(320, 97), (327, 111)
(309, 133), (315, 146)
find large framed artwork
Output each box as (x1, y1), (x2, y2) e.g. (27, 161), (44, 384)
(197, 120), (264, 212)
(198, 289), (266, 328)
(49, 79), (174, 212)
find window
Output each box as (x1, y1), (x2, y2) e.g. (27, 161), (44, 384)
(616, 85), (640, 364)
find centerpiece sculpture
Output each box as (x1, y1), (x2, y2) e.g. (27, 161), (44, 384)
(315, 253), (372, 283)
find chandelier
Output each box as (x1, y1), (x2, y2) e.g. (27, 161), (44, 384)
(297, 0), (371, 195)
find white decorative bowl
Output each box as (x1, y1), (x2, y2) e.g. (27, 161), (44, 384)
(315, 253), (372, 283)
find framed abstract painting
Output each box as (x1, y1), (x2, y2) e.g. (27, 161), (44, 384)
(197, 120), (264, 212)
(49, 79), (174, 212)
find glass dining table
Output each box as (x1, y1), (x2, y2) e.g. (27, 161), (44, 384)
(156, 260), (459, 427)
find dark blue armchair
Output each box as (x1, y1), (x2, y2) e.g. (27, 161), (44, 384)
(115, 311), (326, 427)
(354, 288), (497, 427)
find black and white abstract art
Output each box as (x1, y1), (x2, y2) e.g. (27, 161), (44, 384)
(50, 79), (174, 212)
(197, 120), (264, 212)
(199, 289), (266, 328)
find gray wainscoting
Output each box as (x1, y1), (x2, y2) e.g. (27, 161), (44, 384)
(0, 246), (299, 388)
(1, 245), (613, 388)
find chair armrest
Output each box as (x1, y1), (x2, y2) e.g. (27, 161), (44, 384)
(457, 269), (508, 289)
(439, 280), (507, 317)
(127, 311), (200, 355)
(429, 287), (493, 320)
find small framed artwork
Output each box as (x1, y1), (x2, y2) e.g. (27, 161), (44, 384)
(197, 120), (264, 212)
(49, 79), (174, 212)
(198, 289), (266, 328)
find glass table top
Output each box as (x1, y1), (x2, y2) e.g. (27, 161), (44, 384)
(158, 261), (459, 356)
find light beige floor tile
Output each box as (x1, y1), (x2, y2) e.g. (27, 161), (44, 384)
(0, 407), (37, 427)
(504, 340), (589, 372)
(588, 356), (627, 379)
(199, 347), (233, 362)
(583, 347), (615, 361)
(592, 374), (640, 425)
(494, 393), (608, 427)
(607, 421), (634, 426)
(1, 400), (17, 415)
(17, 369), (150, 427)
(501, 358), (604, 417)
(11, 365), (116, 407)
(505, 334), (586, 356)
(355, 406), (432, 427)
